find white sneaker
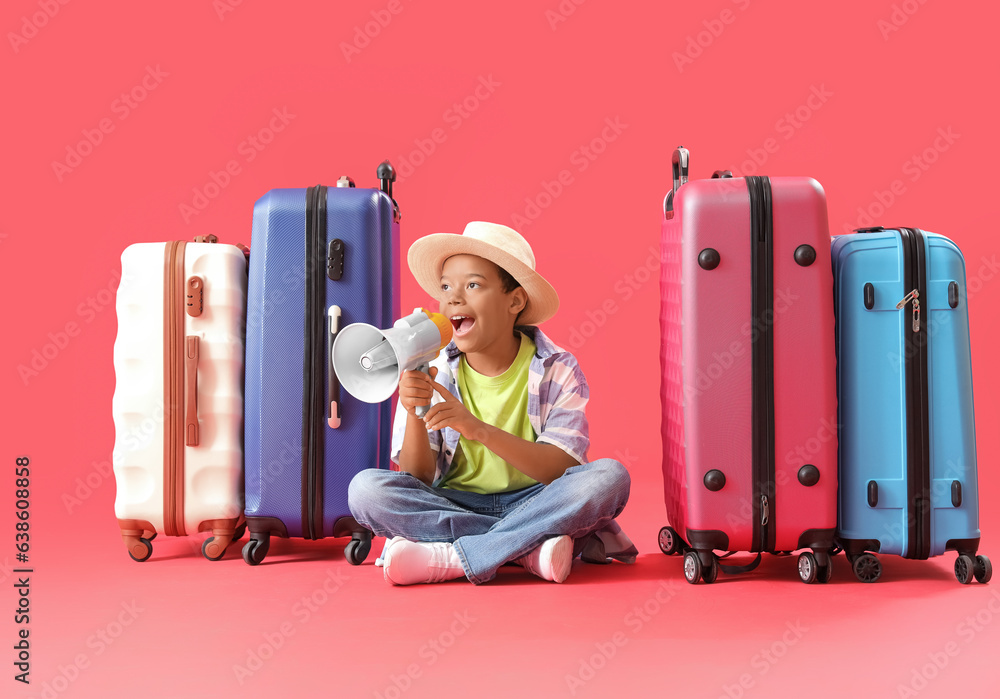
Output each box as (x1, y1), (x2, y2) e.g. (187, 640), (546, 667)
(514, 535), (574, 583)
(381, 536), (467, 586)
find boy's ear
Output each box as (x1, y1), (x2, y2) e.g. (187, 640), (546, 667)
(509, 287), (528, 316)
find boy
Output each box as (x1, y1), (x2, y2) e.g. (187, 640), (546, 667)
(348, 222), (634, 585)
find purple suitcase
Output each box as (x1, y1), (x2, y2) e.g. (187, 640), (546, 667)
(242, 163), (400, 565)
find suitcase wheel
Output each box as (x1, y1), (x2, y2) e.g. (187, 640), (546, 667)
(683, 551), (718, 584)
(658, 526), (682, 556)
(955, 555), (977, 584)
(143, 530), (157, 542)
(202, 537), (228, 562)
(799, 550), (833, 584)
(852, 553), (882, 583)
(819, 560), (833, 583)
(974, 555), (992, 584)
(683, 551), (702, 584)
(242, 536), (270, 566)
(701, 555), (719, 584)
(345, 531), (372, 566)
(232, 522), (247, 542)
(798, 552), (819, 584)
(128, 537), (153, 563)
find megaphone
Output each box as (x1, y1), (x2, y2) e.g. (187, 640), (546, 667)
(332, 308), (453, 418)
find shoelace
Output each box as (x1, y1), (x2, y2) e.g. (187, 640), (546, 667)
(425, 542), (459, 583)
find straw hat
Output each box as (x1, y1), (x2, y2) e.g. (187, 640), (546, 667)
(407, 222), (559, 325)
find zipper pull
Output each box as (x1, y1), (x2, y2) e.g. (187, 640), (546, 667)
(896, 289), (919, 309)
(896, 289), (921, 332)
(761, 495), (769, 526)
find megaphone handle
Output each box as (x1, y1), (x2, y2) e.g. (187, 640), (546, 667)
(328, 306), (342, 429)
(414, 362), (431, 419)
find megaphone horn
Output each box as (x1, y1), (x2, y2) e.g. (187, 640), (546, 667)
(332, 308), (453, 417)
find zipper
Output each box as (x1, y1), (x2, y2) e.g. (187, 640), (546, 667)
(163, 240), (187, 537)
(898, 227), (931, 559)
(377, 189), (394, 472)
(302, 186), (327, 540)
(747, 176), (775, 553)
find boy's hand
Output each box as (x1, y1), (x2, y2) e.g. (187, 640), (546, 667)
(423, 378), (489, 442)
(398, 366), (440, 417)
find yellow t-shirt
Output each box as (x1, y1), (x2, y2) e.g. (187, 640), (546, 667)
(439, 332), (538, 494)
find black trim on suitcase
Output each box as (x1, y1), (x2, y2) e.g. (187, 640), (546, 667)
(747, 176), (776, 554)
(901, 227), (931, 560)
(302, 185), (328, 541)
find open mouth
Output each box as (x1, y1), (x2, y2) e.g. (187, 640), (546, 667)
(450, 315), (476, 337)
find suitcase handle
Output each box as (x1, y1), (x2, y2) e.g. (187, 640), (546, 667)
(185, 336), (200, 447)
(328, 306), (342, 429)
(672, 146), (690, 191)
(665, 146), (690, 215)
(377, 160), (401, 223)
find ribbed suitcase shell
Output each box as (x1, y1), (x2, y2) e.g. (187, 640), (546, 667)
(244, 185), (399, 556)
(112, 241), (247, 560)
(660, 176), (838, 559)
(831, 229), (980, 559)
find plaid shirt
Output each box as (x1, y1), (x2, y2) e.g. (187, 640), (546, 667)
(390, 325), (591, 485)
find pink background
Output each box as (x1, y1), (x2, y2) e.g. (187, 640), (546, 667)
(2, 1), (998, 697)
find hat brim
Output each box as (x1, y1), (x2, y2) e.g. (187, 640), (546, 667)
(407, 233), (559, 326)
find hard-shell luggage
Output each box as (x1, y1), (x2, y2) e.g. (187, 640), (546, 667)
(831, 226), (991, 584)
(657, 146), (839, 584)
(242, 162), (400, 566)
(112, 235), (249, 562)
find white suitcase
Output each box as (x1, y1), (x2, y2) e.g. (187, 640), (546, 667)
(112, 236), (248, 561)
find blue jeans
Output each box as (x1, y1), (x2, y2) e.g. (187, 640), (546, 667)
(347, 458), (631, 584)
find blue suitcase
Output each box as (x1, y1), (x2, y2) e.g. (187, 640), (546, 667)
(831, 226), (991, 584)
(242, 162), (400, 566)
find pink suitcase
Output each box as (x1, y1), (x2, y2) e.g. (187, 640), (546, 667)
(658, 147), (838, 584)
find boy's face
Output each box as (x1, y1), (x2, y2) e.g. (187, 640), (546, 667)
(438, 254), (526, 354)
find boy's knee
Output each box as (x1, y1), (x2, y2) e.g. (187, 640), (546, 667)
(588, 459), (631, 511)
(591, 458), (631, 491)
(347, 469), (383, 516)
